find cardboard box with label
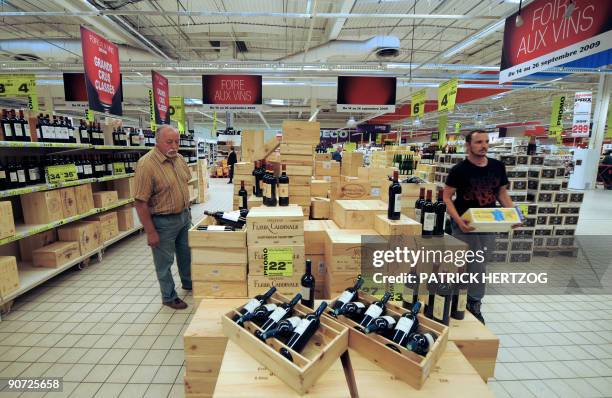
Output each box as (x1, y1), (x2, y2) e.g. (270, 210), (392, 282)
(462, 208), (521, 232)
(247, 244), (305, 276)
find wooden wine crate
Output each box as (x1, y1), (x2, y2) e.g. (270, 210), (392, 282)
(357, 166), (395, 181)
(340, 160), (362, 178)
(247, 274), (302, 297)
(289, 175), (312, 185)
(330, 180), (371, 200)
(280, 143), (316, 155)
(246, 206), (304, 246)
(0, 256), (20, 301)
(93, 190), (118, 208)
(32, 241), (80, 268)
(373, 214), (422, 236)
(116, 207), (134, 231)
(0, 201), (15, 240)
(324, 229), (385, 273)
(221, 292), (349, 394)
(241, 131), (265, 162)
(311, 180), (330, 197)
(189, 216), (247, 249)
(192, 264), (247, 282)
(233, 182), (254, 195)
(289, 195), (311, 207)
(314, 175), (340, 184)
(194, 280), (247, 299)
(247, 195), (263, 209)
(111, 177), (134, 199)
(74, 183), (95, 214)
(286, 164), (313, 176)
(281, 154), (314, 166)
(329, 290), (449, 390)
(89, 211), (119, 242)
(192, 246), (248, 265)
(19, 230), (56, 261)
(233, 174), (255, 186)
(247, 244), (306, 276)
(58, 187), (78, 218)
(310, 197), (331, 220)
(234, 162), (254, 175)
(58, 221), (102, 255)
(314, 153), (332, 161)
(289, 185), (311, 196)
(281, 120), (320, 144)
(331, 200), (387, 229)
(20, 190), (62, 224)
(304, 220), (339, 254)
(314, 160), (340, 177)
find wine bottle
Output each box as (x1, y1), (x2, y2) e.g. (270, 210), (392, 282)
(364, 315), (397, 335)
(408, 332), (437, 355)
(252, 160), (261, 196)
(268, 168), (277, 207)
(280, 301), (328, 361)
(233, 286), (277, 323)
(392, 301), (421, 346)
(260, 293), (302, 332)
(433, 188), (446, 236)
(204, 210), (245, 229)
(300, 259), (315, 309)
(331, 275), (364, 315)
(359, 291), (392, 328)
(196, 225), (235, 231)
(262, 168), (270, 205)
(432, 282), (452, 326)
(0, 161), (8, 190)
(414, 188), (425, 224)
(421, 190), (435, 236)
(238, 180), (248, 210)
(334, 301), (366, 322)
(67, 118), (76, 143)
(18, 110), (30, 142)
(450, 282), (467, 320)
(2, 109), (15, 141)
(238, 302), (278, 326)
(257, 316), (301, 341)
(14, 157), (27, 188)
(36, 114), (45, 142)
(388, 170), (401, 220)
(401, 269), (420, 310)
(278, 164), (289, 206)
(26, 157), (42, 185)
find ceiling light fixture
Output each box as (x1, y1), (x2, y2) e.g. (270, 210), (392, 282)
(515, 0), (524, 27)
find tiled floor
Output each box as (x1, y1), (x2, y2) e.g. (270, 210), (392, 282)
(0, 179), (610, 397)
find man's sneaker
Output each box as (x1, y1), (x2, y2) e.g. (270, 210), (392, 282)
(163, 298), (188, 310)
(467, 300), (485, 325)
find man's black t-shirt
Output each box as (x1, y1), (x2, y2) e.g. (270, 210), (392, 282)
(445, 157), (509, 216)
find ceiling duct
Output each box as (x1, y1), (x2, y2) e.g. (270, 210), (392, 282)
(0, 39), (160, 63)
(280, 36), (400, 62)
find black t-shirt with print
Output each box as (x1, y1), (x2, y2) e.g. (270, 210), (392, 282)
(445, 157), (509, 216)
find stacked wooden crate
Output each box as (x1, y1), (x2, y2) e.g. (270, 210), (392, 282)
(304, 220), (338, 298)
(246, 206), (305, 297)
(188, 216), (248, 301)
(310, 179), (331, 220)
(380, 181), (436, 220)
(0, 256), (20, 301)
(357, 166), (395, 201)
(232, 162), (255, 210)
(340, 151), (364, 177)
(280, 120), (320, 219)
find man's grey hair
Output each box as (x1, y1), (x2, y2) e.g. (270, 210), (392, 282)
(155, 125), (179, 142)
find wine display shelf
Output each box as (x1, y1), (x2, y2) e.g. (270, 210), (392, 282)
(0, 222), (143, 306)
(0, 198), (135, 246)
(0, 141), (196, 152)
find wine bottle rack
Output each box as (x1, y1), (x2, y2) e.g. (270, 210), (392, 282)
(221, 292), (348, 394)
(329, 290), (448, 390)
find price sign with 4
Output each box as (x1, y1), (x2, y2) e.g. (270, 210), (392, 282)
(437, 78), (458, 113)
(263, 247), (294, 277)
(0, 74), (39, 112)
(46, 164), (78, 184)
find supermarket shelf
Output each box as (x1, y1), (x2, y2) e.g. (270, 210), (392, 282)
(0, 223), (143, 305)
(0, 198), (135, 246)
(93, 145), (152, 151)
(0, 174), (134, 199)
(179, 147), (197, 151)
(0, 141), (89, 149)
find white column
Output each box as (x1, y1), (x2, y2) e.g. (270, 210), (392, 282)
(586, 74), (611, 189)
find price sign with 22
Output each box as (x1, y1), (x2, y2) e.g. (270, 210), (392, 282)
(263, 247), (293, 276)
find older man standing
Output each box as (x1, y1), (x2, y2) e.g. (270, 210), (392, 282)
(134, 125), (192, 310)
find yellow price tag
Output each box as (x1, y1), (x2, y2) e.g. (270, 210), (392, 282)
(85, 108), (95, 123)
(437, 78), (458, 113)
(549, 95), (565, 133)
(0, 74), (38, 112)
(113, 162), (125, 175)
(46, 164), (78, 184)
(375, 134), (382, 144)
(263, 247), (294, 276)
(454, 122), (461, 134)
(438, 114), (448, 146)
(411, 89), (426, 118)
(170, 96), (186, 134)
(518, 204), (529, 216)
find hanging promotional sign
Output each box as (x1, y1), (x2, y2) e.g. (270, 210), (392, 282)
(437, 78), (458, 113)
(549, 95), (566, 133)
(148, 89), (156, 131)
(151, 71), (170, 125)
(80, 26), (122, 116)
(202, 75), (262, 111)
(499, 0), (612, 83)
(410, 89), (426, 118)
(169, 96), (186, 133)
(336, 76), (396, 112)
(606, 103), (612, 138)
(63, 72), (123, 111)
(454, 122), (462, 134)
(572, 91), (592, 137)
(0, 74), (38, 112)
(438, 114), (448, 146)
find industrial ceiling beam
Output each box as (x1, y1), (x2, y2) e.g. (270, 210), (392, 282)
(324, 0), (356, 40)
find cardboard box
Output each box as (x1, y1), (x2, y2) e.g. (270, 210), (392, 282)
(315, 161), (340, 176)
(194, 280), (248, 299)
(332, 200), (387, 229)
(32, 241), (80, 268)
(74, 183), (95, 214)
(311, 180), (331, 197)
(280, 143), (315, 156)
(19, 230), (56, 261)
(192, 263), (247, 282)
(117, 207), (134, 231)
(311, 197), (331, 220)
(462, 208), (521, 233)
(247, 244), (306, 276)
(246, 206), (304, 245)
(58, 187), (78, 218)
(0, 256), (19, 300)
(58, 221), (102, 255)
(373, 214), (422, 236)
(112, 177), (134, 199)
(325, 229), (383, 273)
(330, 180), (371, 200)
(0, 201), (15, 240)
(304, 220), (339, 254)
(93, 191), (118, 208)
(248, 274), (302, 297)
(89, 211), (119, 242)
(20, 190), (62, 224)
(281, 120), (320, 144)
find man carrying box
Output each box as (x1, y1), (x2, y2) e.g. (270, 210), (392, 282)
(442, 130), (516, 324)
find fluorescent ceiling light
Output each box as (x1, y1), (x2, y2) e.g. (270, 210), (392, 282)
(267, 99), (286, 105)
(184, 98), (203, 105)
(441, 18), (506, 58)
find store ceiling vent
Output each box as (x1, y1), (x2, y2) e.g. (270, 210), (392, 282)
(235, 41), (248, 53)
(280, 36), (400, 62)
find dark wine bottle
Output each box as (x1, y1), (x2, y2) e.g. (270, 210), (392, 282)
(401, 269), (420, 310)
(257, 316), (301, 341)
(238, 302), (278, 326)
(278, 164), (289, 206)
(331, 275), (364, 315)
(260, 293), (302, 332)
(432, 282), (452, 326)
(268, 168), (277, 206)
(233, 286), (277, 323)
(392, 301), (421, 346)
(408, 332), (437, 355)
(433, 188), (446, 236)
(364, 315), (397, 335)
(359, 292), (392, 328)
(204, 210), (245, 229)
(18, 110), (30, 142)
(388, 170), (401, 220)
(253, 160), (264, 197)
(300, 259), (315, 309)
(421, 190), (435, 236)
(450, 282), (467, 320)
(414, 187), (425, 224)
(262, 168), (270, 205)
(238, 180), (248, 210)
(2, 109), (15, 141)
(334, 301), (366, 322)
(0, 161), (8, 190)
(280, 301), (328, 361)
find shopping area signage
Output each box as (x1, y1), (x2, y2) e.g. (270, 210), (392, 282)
(63, 72), (123, 111)
(151, 71), (170, 125)
(336, 76), (396, 112)
(319, 124), (390, 146)
(499, 0), (612, 83)
(0, 74), (38, 112)
(80, 26), (122, 116)
(572, 91), (592, 137)
(202, 75), (262, 111)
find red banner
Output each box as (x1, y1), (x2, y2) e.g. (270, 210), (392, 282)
(152, 70), (170, 124)
(500, 0), (612, 82)
(80, 26), (122, 116)
(63, 72), (123, 103)
(202, 75), (262, 111)
(336, 76), (396, 112)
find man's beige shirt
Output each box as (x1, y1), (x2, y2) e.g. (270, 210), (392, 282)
(134, 147), (191, 215)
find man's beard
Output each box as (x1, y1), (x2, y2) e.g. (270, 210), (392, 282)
(165, 150), (178, 158)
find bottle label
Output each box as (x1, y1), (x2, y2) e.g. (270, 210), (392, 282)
(206, 225), (226, 231)
(457, 291), (467, 312)
(77, 164), (84, 174)
(279, 185), (289, 198)
(84, 165), (93, 175)
(17, 169), (26, 183)
(394, 194), (402, 213)
(29, 168), (38, 181)
(395, 316), (415, 334)
(293, 318), (312, 336)
(424, 333), (435, 348)
(9, 171), (18, 182)
(433, 294), (445, 320)
(415, 209), (421, 222)
(286, 316), (301, 329)
(243, 298), (260, 313)
(424, 213), (435, 231)
(223, 212), (240, 222)
(323, 161), (331, 169)
(336, 290), (354, 307)
(3, 124), (12, 136)
(0, 170), (5, 179)
(24, 123), (30, 137)
(263, 303), (277, 312)
(264, 183), (271, 199)
(381, 316), (396, 327)
(301, 286), (311, 301)
(268, 307), (287, 323)
(364, 304), (384, 319)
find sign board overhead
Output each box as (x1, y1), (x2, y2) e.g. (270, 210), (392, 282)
(499, 0), (612, 83)
(151, 70), (170, 125)
(336, 76), (396, 113)
(202, 75), (262, 111)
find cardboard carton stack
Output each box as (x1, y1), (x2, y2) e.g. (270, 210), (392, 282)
(232, 162), (255, 210)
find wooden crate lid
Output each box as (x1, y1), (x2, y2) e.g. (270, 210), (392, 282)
(247, 205), (304, 220)
(333, 200), (387, 211)
(325, 229), (382, 244)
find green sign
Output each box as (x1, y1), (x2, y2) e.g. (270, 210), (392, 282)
(263, 247), (294, 276)
(113, 162), (126, 175)
(169, 96), (186, 134)
(46, 164), (78, 184)
(0, 74), (38, 112)
(437, 78), (458, 113)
